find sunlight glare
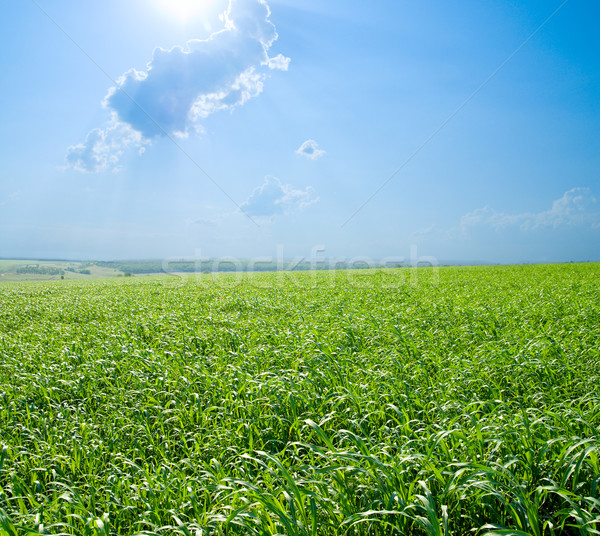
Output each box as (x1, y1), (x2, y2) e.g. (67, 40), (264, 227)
(155, 0), (213, 22)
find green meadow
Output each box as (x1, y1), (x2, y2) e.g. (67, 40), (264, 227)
(0, 263), (598, 535)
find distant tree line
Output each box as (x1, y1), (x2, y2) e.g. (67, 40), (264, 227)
(95, 259), (406, 275)
(64, 267), (91, 275)
(96, 261), (172, 274)
(16, 265), (63, 276)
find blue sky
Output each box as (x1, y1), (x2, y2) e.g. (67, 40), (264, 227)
(0, 0), (598, 264)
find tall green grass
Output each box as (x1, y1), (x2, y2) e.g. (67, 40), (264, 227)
(0, 264), (598, 535)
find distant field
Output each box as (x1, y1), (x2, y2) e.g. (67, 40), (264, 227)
(0, 264), (599, 535)
(0, 258), (405, 282)
(0, 260), (124, 281)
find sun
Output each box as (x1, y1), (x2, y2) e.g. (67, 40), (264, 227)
(155, 0), (213, 22)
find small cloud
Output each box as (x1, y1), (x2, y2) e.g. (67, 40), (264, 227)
(66, 118), (148, 173)
(461, 187), (600, 231)
(66, 0), (289, 172)
(267, 53), (290, 71)
(0, 191), (19, 207)
(241, 175), (318, 219)
(296, 139), (325, 160)
(411, 223), (437, 238)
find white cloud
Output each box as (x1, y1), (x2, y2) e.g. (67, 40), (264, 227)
(267, 53), (290, 71)
(189, 67), (264, 120)
(241, 176), (318, 218)
(296, 139), (325, 160)
(531, 188), (598, 229)
(65, 118), (148, 173)
(411, 223), (436, 238)
(67, 0), (289, 172)
(0, 191), (19, 207)
(461, 187), (600, 231)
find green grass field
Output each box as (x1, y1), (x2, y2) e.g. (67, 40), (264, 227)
(0, 264), (598, 535)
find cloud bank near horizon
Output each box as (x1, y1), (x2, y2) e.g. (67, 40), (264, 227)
(66, 0), (289, 173)
(461, 187), (600, 231)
